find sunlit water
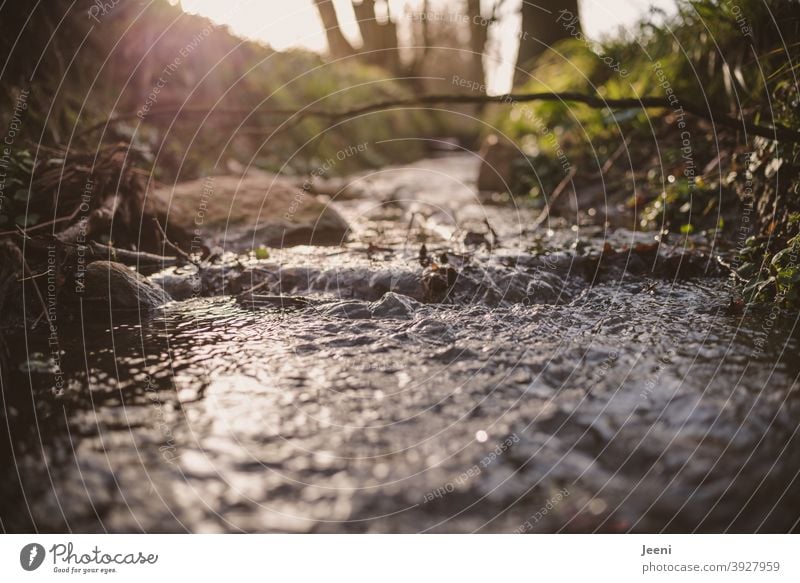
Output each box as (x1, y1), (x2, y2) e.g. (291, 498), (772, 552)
(3, 154), (799, 532)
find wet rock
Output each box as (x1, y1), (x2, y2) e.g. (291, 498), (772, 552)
(526, 272), (567, 304)
(84, 261), (170, 310)
(406, 318), (455, 346)
(370, 292), (421, 319)
(656, 252), (719, 279)
(321, 300), (372, 320)
(422, 265), (459, 302)
(299, 176), (365, 200)
(476, 134), (525, 192)
(378, 270), (425, 300)
(148, 174), (350, 251)
(317, 268), (377, 300)
(274, 266), (316, 295)
(151, 269), (201, 300)
(433, 345), (477, 363)
(463, 231), (491, 248)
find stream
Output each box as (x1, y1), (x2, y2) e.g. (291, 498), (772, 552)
(3, 153), (800, 533)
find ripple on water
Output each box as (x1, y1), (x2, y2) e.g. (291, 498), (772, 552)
(5, 156), (800, 532)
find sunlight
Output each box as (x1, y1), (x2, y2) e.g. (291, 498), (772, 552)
(5, 0), (800, 555)
(179, 0), (675, 92)
(178, 0), (676, 51)
(178, 0), (375, 52)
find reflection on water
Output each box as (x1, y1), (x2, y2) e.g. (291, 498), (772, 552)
(2, 155), (799, 533)
(4, 277), (799, 533)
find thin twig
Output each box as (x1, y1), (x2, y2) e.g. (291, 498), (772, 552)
(599, 136), (633, 177)
(240, 278), (272, 296)
(484, 217), (500, 248)
(0, 203), (82, 237)
(88, 241), (178, 269)
(403, 211), (418, 252)
(20, 256), (53, 330)
(17, 270), (49, 282)
(716, 256), (748, 282)
(531, 166), (578, 230)
(152, 217), (201, 268)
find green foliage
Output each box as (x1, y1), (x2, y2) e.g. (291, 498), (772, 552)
(737, 217), (800, 306)
(640, 175), (723, 234)
(737, 235), (800, 305)
(0, 0), (432, 184)
(253, 245), (270, 260)
(490, 0), (800, 308)
(494, 0), (800, 187)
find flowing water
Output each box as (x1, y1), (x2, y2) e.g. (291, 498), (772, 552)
(2, 153), (800, 533)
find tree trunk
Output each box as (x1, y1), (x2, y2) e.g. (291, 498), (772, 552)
(466, 0), (487, 89)
(351, 0), (401, 73)
(352, 1), (379, 56)
(313, 0), (356, 59)
(515, 0), (580, 86)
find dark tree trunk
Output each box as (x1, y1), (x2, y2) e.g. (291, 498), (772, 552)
(352, 0), (401, 73)
(466, 0), (487, 89)
(313, 0), (356, 59)
(316, 0), (493, 88)
(352, 0), (381, 60)
(515, 0), (580, 86)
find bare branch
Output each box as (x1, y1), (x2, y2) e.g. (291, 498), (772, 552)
(84, 91), (800, 143)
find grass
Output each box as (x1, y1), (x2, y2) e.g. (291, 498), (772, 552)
(0, 0), (435, 183)
(488, 0), (800, 306)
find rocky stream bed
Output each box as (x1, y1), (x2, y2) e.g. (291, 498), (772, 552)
(2, 153), (799, 533)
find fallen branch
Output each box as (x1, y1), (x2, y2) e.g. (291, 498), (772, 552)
(87, 241), (178, 270)
(0, 203), (83, 237)
(152, 217), (201, 269)
(83, 91), (800, 143)
(55, 205), (113, 245)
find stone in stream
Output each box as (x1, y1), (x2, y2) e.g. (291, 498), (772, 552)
(321, 300), (372, 320)
(149, 269), (201, 301)
(84, 261), (171, 310)
(406, 317), (455, 346)
(370, 292), (421, 319)
(476, 134), (526, 193)
(147, 173), (350, 252)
